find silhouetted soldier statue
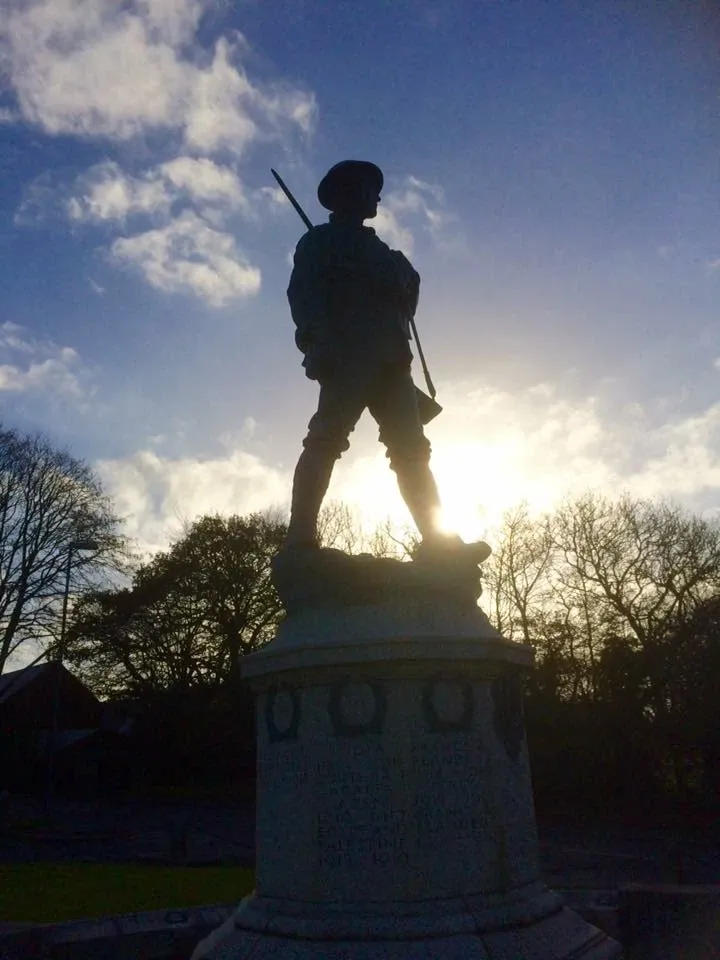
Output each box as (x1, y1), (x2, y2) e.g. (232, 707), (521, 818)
(285, 160), (489, 562)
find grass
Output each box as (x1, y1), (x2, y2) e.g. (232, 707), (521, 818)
(0, 863), (255, 924)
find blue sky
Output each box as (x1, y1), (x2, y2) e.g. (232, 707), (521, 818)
(1, 0), (720, 554)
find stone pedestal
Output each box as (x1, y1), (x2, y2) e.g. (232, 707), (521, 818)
(192, 553), (622, 959)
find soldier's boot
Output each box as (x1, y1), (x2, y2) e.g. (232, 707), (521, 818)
(394, 459), (492, 564)
(285, 447), (337, 549)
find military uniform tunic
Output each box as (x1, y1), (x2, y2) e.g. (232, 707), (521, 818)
(287, 215), (430, 465)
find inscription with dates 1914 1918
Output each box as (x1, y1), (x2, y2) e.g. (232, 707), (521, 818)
(254, 679), (541, 903)
(290, 737), (490, 875)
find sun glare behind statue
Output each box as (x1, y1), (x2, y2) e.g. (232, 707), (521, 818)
(334, 437), (547, 547)
(330, 379), (594, 547)
(432, 441), (529, 543)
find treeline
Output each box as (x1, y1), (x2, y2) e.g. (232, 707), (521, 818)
(61, 505), (400, 793)
(66, 513), (286, 794)
(65, 493), (720, 817)
(2, 422), (718, 816)
(0, 424), (126, 674)
(484, 497), (720, 819)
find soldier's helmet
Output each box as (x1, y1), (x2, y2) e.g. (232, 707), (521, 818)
(317, 160), (384, 211)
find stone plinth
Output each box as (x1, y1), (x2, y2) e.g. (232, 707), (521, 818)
(192, 552), (622, 959)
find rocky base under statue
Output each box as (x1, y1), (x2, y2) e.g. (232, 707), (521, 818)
(192, 549), (622, 960)
(271, 542), (490, 613)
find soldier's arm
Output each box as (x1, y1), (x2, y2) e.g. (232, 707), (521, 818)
(363, 236), (420, 318)
(287, 231), (333, 354)
(388, 249), (420, 314)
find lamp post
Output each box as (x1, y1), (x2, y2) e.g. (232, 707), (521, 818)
(45, 538), (99, 807)
(57, 539), (99, 664)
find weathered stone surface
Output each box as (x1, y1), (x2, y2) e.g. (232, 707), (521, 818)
(244, 609), (529, 683)
(192, 556), (622, 959)
(194, 908), (620, 959)
(271, 547), (483, 614)
(253, 673), (541, 905)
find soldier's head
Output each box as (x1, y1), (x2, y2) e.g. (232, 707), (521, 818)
(317, 160), (383, 221)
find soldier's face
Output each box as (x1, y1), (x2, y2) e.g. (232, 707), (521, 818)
(336, 182), (380, 220)
(359, 182), (380, 220)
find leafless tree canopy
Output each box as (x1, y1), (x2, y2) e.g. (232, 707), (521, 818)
(0, 425), (126, 673)
(484, 494), (720, 807)
(486, 494), (720, 695)
(317, 501), (418, 559)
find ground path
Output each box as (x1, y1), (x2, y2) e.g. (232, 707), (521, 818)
(1, 795), (718, 889)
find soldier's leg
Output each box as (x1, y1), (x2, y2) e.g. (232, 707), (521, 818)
(368, 366), (443, 541)
(286, 376), (366, 548)
(371, 366), (492, 562)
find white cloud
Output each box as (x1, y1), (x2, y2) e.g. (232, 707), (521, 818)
(67, 159), (258, 301)
(628, 406), (720, 499)
(111, 210), (261, 305)
(0, 107), (15, 123)
(13, 172), (68, 225)
(373, 176), (453, 256)
(328, 379), (720, 544)
(68, 158), (248, 223)
(2, 0), (188, 139)
(182, 38), (316, 153)
(391, 177), (447, 223)
(4, 2), (313, 304)
(159, 157), (249, 210)
(136, 0), (205, 46)
(373, 208), (416, 257)
(97, 445), (288, 554)
(68, 161), (172, 222)
(92, 379), (720, 557)
(0, 0), (315, 152)
(0, 322), (88, 397)
(256, 185), (289, 210)
(182, 36), (258, 153)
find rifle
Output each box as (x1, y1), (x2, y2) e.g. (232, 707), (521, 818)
(271, 168), (442, 425)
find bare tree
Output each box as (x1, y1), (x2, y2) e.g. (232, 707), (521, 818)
(486, 494), (720, 705)
(316, 501), (365, 554)
(365, 518), (418, 560)
(0, 425), (126, 673)
(482, 492), (720, 811)
(317, 501), (415, 559)
(484, 505), (589, 702)
(549, 494), (720, 652)
(484, 503), (554, 644)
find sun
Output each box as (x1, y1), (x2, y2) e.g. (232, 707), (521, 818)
(432, 441), (523, 542)
(333, 437), (536, 546)
(326, 380), (588, 548)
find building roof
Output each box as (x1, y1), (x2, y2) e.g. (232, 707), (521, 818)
(0, 662), (55, 704)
